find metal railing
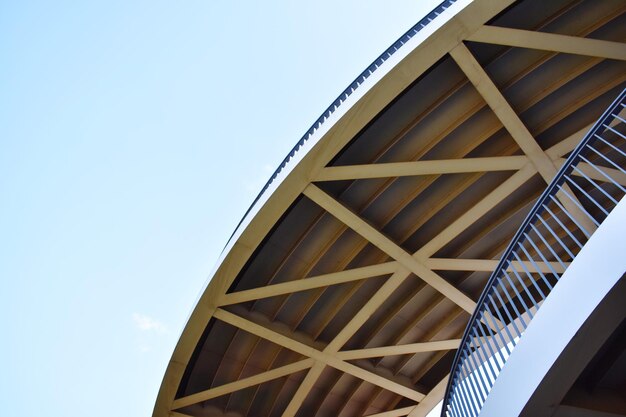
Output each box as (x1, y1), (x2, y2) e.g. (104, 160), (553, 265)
(228, 0), (458, 243)
(442, 88), (626, 417)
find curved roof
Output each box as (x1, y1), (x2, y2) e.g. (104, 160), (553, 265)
(154, 1), (626, 416)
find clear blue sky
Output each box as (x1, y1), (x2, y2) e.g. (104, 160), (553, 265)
(1, 1), (442, 416)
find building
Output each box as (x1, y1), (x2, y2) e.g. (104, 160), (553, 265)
(153, 1), (626, 416)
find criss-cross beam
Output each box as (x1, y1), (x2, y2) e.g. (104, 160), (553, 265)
(303, 172), (547, 323)
(281, 361), (326, 417)
(403, 125), (598, 416)
(218, 257), (566, 308)
(282, 184), (524, 415)
(449, 43), (597, 235)
(286, 180), (517, 415)
(218, 308), (425, 401)
(172, 306), (427, 413)
(170, 31), (624, 417)
(283, 266), (424, 416)
(156, 8), (626, 417)
(275, 29), (622, 417)
(300, 146), (569, 417)
(417, 162), (538, 258)
(303, 184), (477, 313)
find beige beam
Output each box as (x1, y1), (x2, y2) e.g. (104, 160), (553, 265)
(426, 258), (568, 274)
(284, 268), (416, 415)
(172, 358), (315, 409)
(416, 125), (598, 262)
(282, 361), (325, 417)
(316, 156), (528, 181)
(303, 184), (476, 313)
(338, 339), (461, 361)
(407, 375), (449, 417)
(326, 268), (410, 351)
(218, 261), (397, 306)
(545, 124), (593, 159)
(468, 26), (626, 61)
(213, 308), (426, 402)
(325, 354), (423, 402)
(366, 406), (417, 417)
(450, 44), (596, 235)
(418, 163), (537, 258)
(450, 44), (559, 182)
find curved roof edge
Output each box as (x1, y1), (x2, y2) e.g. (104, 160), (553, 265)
(226, 0), (460, 247)
(153, 0), (520, 416)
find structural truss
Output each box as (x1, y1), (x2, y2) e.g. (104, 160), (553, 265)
(154, 0), (626, 416)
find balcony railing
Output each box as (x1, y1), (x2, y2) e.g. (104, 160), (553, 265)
(442, 89), (626, 417)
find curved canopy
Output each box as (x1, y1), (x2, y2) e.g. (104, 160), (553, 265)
(154, 0), (626, 416)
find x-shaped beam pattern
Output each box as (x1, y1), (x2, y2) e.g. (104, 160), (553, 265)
(166, 19), (626, 417)
(183, 123), (593, 416)
(303, 184), (477, 313)
(281, 123), (590, 415)
(172, 302), (440, 412)
(450, 43), (597, 235)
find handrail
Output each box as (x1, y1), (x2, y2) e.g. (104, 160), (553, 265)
(227, 0), (458, 244)
(442, 88), (626, 417)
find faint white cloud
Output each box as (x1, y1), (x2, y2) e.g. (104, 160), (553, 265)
(132, 313), (167, 333)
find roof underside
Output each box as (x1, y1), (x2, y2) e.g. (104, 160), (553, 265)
(157, 1), (626, 416)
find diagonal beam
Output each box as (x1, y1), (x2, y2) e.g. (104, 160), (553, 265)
(218, 261), (397, 306)
(450, 44), (596, 235)
(213, 308), (426, 402)
(366, 406), (417, 417)
(282, 361), (325, 417)
(450, 44), (559, 182)
(407, 375), (449, 417)
(468, 26), (626, 61)
(303, 184), (476, 313)
(287, 268), (435, 415)
(338, 339), (461, 360)
(284, 268), (415, 416)
(326, 268), (410, 351)
(315, 156), (528, 181)
(545, 124), (593, 159)
(418, 163), (537, 258)
(171, 358), (315, 409)
(425, 258), (568, 273)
